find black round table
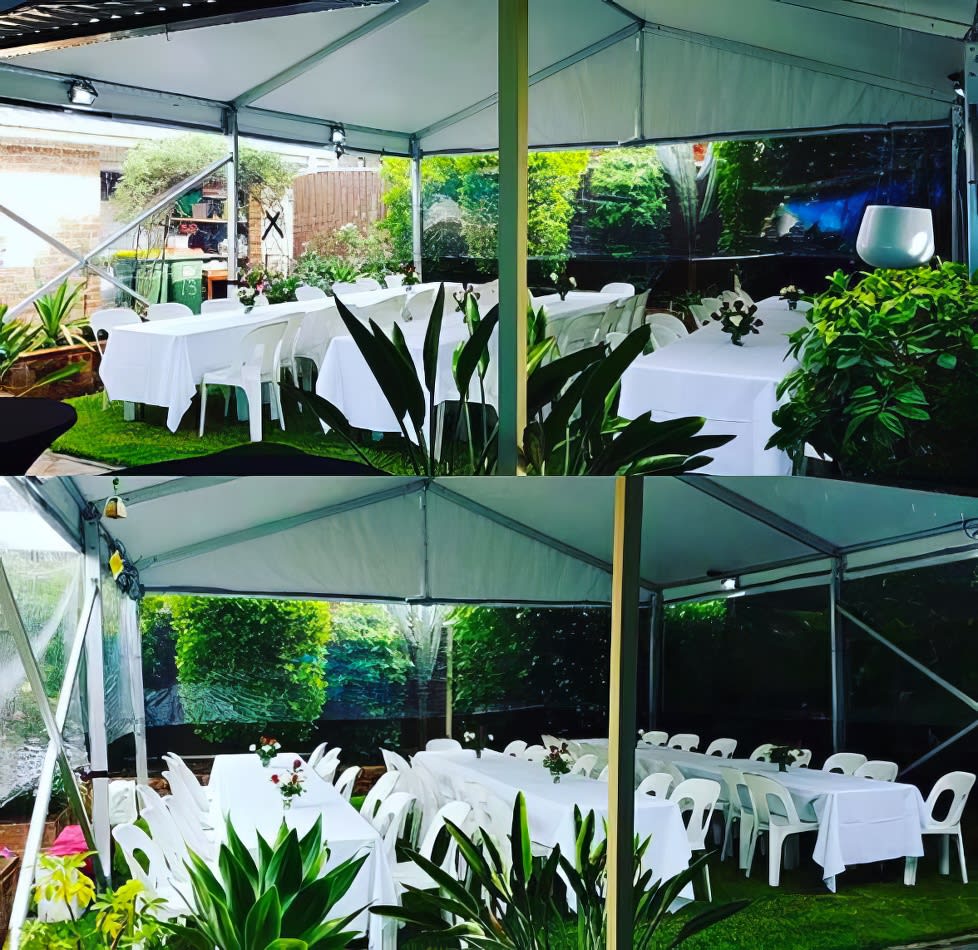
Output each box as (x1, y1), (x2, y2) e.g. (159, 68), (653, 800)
(117, 443), (381, 475)
(0, 398), (77, 474)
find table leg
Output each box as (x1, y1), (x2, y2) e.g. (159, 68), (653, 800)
(123, 402), (142, 422)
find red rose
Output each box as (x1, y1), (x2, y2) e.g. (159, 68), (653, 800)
(271, 774), (280, 784)
(293, 759), (301, 770)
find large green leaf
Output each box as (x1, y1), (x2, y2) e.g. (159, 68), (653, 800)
(454, 304), (499, 399)
(244, 886), (283, 950)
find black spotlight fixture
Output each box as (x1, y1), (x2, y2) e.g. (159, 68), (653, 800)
(67, 78), (98, 106)
(330, 123), (347, 159)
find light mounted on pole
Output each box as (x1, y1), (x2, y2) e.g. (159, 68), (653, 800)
(67, 78), (98, 106)
(330, 124), (347, 159)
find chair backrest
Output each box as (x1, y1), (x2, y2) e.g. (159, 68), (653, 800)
(744, 773), (803, 827)
(382, 748), (412, 773)
(571, 754), (598, 777)
(669, 778), (721, 850)
(649, 323), (685, 350)
(112, 823), (170, 892)
(636, 772), (673, 798)
(596, 765), (609, 781)
(601, 282), (635, 296)
(924, 771), (976, 829)
(720, 766), (752, 819)
(361, 770), (401, 824)
(314, 756), (340, 783)
(295, 284), (328, 301)
(163, 753), (208, 813)
(135, 783), (166, 814)
(599, 300), (627, 337)
(385, 273), (405, 289)
(146, 302), (193, 321)
(555, 309), (607, 354)
(503, 740), (527, 756)
(330, 281), (361, 297)
(640, 730), (669, 747)
(200, 298), (243, 314)
(373, 791), (417, 856)
(278, 313), (306, 368)
(426, 738), (463, 752)
(334, 765), (361, 802)
(541, 734), (560, 749)
(307, 742), (329, 769)
(688, 302), (714, 326)
(668, 733), (699, 751)
(139, 803), (190, 877)
(700, 296), (722, 312)
(418, 800), (472, 864)
(794, 749), (812, 768)
(406, 286), (439, 322)
(704, 738), (737, 758)
(633, 288), (651, 323)
(750, 743), (776, 762)
(160, 771), (212, 856)
(822, 752), (868, 775)
(648, 312), (689, 338)
(108, 779), (137, 825)
(234, 321), (288, 377)
(90, 307), (140, 338)
(521, 744), (547, 763)
(355, 277), (383, 292)
(854, 760), (899, 782)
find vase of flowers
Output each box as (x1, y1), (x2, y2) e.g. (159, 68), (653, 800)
(400, 261), (421, 286)
(271, 760), (306, 809)
(462, 725), (494, 759)
(550, 270), (577, 302)
(453, 283), (481, 315)
(711, 300), (763, 346)
(250, 736), (281, 768)
(779, 285), (804, 310)
(543, 743), (572, 783)
(769, 746), (800, 772)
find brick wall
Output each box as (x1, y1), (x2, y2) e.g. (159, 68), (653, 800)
(0, 138), (101, 320)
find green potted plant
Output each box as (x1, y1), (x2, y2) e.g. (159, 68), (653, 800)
(768, 746), (801, 773)
(0, 301), (84, 398)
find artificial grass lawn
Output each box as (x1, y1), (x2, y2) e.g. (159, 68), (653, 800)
(53, 392), (417, 471)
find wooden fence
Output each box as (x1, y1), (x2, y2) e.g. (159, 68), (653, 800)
(292, 169), (385, 258)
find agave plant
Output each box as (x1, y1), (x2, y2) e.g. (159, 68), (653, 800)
(163, 815), (368, 950)
(285, 286), (732, 475)
(371, 793), (747, 949)
(0, 311), (82, 395)
(33, 282), (91, 349)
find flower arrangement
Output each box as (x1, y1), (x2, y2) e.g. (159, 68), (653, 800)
(542, 743), (573, 783)
(768, 746), (801, 772)
(779, 285), (804, 310)
(462, 725), (494, 759)
(453, 283), (480, 314)
(250, 736), (281, 768)
(400, 261), (421, 286)
(711, 299), (763, 346)
(550, 270), (577, 302)
(271, 759), (306, 809)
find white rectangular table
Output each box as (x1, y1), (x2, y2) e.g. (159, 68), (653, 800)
(532, 290), (627, 325)
(578, 741), (925, 889)
(208, 753), (396, 947)
(414, 749), (692, 890)
(618, 303), (808, 475)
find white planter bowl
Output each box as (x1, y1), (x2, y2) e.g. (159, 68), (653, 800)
(856, 205), (934, 269)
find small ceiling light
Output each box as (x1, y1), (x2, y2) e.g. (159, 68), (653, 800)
(68, 78), (98, 106)
(103, 478), (127, 520)
(721, 577), (738, 591)
(949, 72), (965, 99)
(330, 124), (347, 159)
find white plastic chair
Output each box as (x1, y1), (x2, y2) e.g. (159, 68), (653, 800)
(599, 300), (628, 337)
(163, 753), (210, 813)
(541, 734), (561, 749)
(719, 767), (755, 868)
(406, 286), (439, 322)
(425, 738), (463, 752)
(555, 309), (606, 355)
(198, 321), (288, 442)
(392, 800), (472, 894)
(112, 823), (192, 918)
(350, 293), (407, 331)
(382, 748), (412, 774)
(794, 749), (813, 768)
(373, 791), (417, 858)
(307, 742), (329, 769)
(822, 752), (868, 775)
(648, 312), (689, 339)
(669, 778), (721, 899)
(854, 760), (898, 782)
(361, 771), (401, 826)
(640, 730), (669, 747)
(146, 302), (193, 321)
(570, 754), (598, 778)
(278, 313), (306, 386)
(632, 288), (651, 327)
(139, 802), (192, 882)
(503, 740), (527, 756)
(649, 322), (685, 350)
(108, 779), (137, 825)
(636, 772), (674, 798)
(601, 282), (635, 296)
(668, 733), (699, 752)
(200, 297), (244, 314)
(705, 738), (737, 758)
(334, 765), (361, 802)
(521, 744), (547, 763)
(749, 744), (776, 762)
(90, 307), (140, 339)
(314, 747), (342, 783)
(905, 771), (975, 885)
(688, 302), (714, 327)
(295, 284), (328, 301)
(596, 765), (609, 782)
(743, 773), (819, 886)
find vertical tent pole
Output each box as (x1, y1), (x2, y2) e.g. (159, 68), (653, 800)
(445, 621), (454, 739)
(410, 136), (424, 278)
(607, 476), (643, 950)
(829, 559), (846, 753)
(953, 102), (965, 263)
(123, 599), (149, 785)
(83, 519), (112, 879)
(497, 0), (529, 474)
(964, 42), (978, 274)
(226, 108), (240, 287)
(647, 590), (663, 729)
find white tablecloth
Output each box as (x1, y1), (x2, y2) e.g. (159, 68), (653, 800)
(413, 749), (692, 890)
(317, 314), (497, 435)
(618, 305), (808, 475)
(592, 743), (926, 888)
(208, 753), (396, 947)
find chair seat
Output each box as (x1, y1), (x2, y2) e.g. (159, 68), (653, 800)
(202, 365), (263, 386)
(923, 821), (960, 834)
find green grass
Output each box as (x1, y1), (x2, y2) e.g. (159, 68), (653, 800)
(53, 392), (417, 470)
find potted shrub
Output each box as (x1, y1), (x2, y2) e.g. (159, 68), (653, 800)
(769, 261), (978, 487)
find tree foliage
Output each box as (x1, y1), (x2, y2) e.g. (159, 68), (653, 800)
(164, 595), (331, 743)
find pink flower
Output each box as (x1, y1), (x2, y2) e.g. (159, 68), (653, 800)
(293, 759), (302, 770)
(271, 774), (280, 784)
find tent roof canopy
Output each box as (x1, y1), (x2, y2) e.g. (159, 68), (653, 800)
(18, 475), (978, 607)
(0, 0), (969, 155)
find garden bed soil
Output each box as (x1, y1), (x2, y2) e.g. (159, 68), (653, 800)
(0, 855), (18, 946)
(1, 341), (105, 400)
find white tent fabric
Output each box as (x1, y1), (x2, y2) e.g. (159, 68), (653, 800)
(24, 475), (978, 606)
(0, 0), (968, 155)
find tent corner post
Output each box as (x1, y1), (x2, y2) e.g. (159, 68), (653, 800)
(647, 590), (663, 730)
(410, 136), (423, 278)
(607, 477), (643, 950)
(225, 106), (240, 286)
(964, 42), (978, 275)
(829, 558), (846, 753)
(496, 0), (529, 475)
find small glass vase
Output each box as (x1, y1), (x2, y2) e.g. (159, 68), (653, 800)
(552, 774), (560, 784)
(475, 748), (482, 759)
(787, 299), (798, 311)
(282, 797), (293, 810)
(558, 290), (568, 302)
(778, 762), (787, 773)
